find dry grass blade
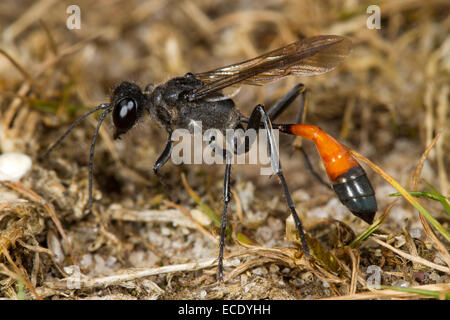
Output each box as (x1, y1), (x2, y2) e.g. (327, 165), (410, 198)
(0, 48), (32, 82)
(224, 257), (279, 282)
(38, 19), (58, 56)
(350, 198), (399, 248)
(1, 34), (100, 139)
(350, 150), (450, 242)
(108, 205), (197, 229)
(16, 239), (55, 258)
(234, 239), (347, 285)
(45, 257), (233, 290)
(412, 133), (441, 189)
(33, 34), (102, 79)
(435, 86), (448, 196)
(286, 216), (345, 275)
(164, 200), (218, 243)
(234, 241), (299, 265)
(372, 237), (449, 273)
(322, 283), (450, 300)
(411, 133), (450, 269)
(231, 189), (245, 225)
(345, 247), (359, 295)
(3, 0), (58, 42)
(0, 181), (80, 269)
(181, 172), (222, 227)
(1, 247), (41, 300)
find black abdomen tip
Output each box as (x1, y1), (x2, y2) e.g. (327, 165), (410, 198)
(340, 197), (377, 224)
(332, 166), (377, 224)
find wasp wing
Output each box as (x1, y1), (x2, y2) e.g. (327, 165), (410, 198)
(188, 35), (351, 101)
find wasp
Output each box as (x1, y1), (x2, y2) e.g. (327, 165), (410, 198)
(44, 35), (376, 279)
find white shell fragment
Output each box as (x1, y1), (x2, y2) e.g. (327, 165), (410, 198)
(190, 209), (212, 226)
(0, 152), (32, 182)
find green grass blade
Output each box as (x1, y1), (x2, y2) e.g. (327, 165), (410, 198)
(349, 150), (450, 243)
(378, 285), (450, 299)
(390, 190), (450, 215)
(425, 183), (450, 215)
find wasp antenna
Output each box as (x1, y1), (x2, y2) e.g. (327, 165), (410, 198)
(88, 108), (112, 208)
(41, 103), (111, 159)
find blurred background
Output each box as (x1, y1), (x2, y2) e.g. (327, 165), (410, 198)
(0, 0), (448, 299)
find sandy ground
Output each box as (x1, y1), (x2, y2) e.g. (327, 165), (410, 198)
(0, 0), (449, 299)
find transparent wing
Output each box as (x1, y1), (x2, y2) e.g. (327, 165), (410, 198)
(188, 35), (351, 101)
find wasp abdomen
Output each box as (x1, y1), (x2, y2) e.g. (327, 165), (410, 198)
(332, 166), (377, 224)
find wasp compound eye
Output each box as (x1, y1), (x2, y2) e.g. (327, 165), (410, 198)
(110, 81), (145, 139)
(113, 98), (137, 131)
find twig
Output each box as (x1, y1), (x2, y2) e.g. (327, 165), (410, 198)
(322, 283), (450, 300)
(45, 257), (233, 290)
(108, 205), (198, 229)
(346, 247), (359, 295)
(164, 200), (218, 243)
(372, 237), (449, 273)
(1, 181), (81, 269)
(411, 133), (450, 269)
(350, 149), (450, 242)
(2, 247), (41, 300)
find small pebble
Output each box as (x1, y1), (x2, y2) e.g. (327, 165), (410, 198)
(410, 228), (422, 239)
(321, 279), (330, 288)
(413, 272), (426, 282)
(240, 274), (248, 285)
(428, 272), (441, 282)
(433, 256), (445, 266)
(252, 267), (268, 276)
(256, 226), (273, 242)
(281, 267), (291, 274)
(244, 282), (256, 293)
(80, 254), (93, 269)
(47, 231), (65, 263)
(190, 209), (212, 226)
(231, 258), (241, 266)
(392, 280), (409, 287)
(269, 264), (280, 274)
(161, 227), (171, 236)
(290, 278), (304, 287)
(0, 152), (32, 182)
(394, 235), (406, 248)
(375, 249), (382, 257)
(301, 271), (314, 282)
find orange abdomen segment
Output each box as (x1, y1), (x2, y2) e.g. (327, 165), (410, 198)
(278, 124), (377, 223)
(279, 124), (359, 181)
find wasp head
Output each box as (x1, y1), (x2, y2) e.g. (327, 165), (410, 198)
(111, 81), (146, 139)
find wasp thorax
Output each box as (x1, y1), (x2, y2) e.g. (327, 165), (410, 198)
(111, 82), (145, 139)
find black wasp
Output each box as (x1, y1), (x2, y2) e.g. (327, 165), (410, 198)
(44, 35), (377, 280)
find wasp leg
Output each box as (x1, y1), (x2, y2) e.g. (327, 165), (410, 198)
(88, 108), (113, 207)
(218, 159), (231, 281)
(249, 84), (331, 190)
(152, 134), (173, 193)
(267, 83), (305, 121)
(153, 136), (173, 175)
(247, 104), (311, 257)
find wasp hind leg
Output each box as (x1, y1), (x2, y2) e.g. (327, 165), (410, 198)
(247, 104), (311, 257)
